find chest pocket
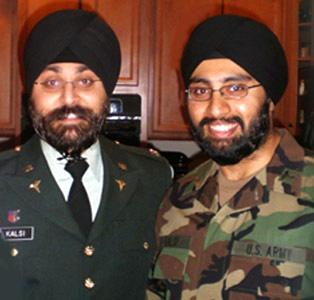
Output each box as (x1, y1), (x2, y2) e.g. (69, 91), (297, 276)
(152, 235), (191, 280)
(227, 241), (308, 299)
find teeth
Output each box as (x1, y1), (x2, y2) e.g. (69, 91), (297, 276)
(210, 123), (237, 132)
(67, 113), (77, 119)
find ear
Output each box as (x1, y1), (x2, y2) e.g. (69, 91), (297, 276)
(268, 98), (275, 113)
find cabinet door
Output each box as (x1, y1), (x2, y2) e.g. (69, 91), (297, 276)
(81, 0), (152, 140)
(19, 1), (80, 49)
(82, 0), (141, 87)
(0, 1), (20, 136)
(224, 0), (298, 135)
(148, 0), (222, 139)
(18, 1), (80, 75)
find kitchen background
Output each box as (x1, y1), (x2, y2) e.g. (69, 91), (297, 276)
(0, 0), (313, 171)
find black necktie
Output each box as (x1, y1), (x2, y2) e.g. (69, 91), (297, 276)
(65, 159), (92, 237)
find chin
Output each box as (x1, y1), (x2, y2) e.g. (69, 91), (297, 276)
(63, 133), (81, 143)
(203, 134), (239, 149)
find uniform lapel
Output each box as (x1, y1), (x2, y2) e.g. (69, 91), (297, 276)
(3, 136), (83, 240)
(89, 139), (140, 241)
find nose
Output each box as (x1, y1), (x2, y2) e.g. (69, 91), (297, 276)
(206, 91), (231, 119)
(61, 82), (79, 106)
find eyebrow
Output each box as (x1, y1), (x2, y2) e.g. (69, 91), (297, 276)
(189, 74), (253, 85)
(42, 64), (90, 74)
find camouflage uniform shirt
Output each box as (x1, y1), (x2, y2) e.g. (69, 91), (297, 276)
(148, 129), (314, 300)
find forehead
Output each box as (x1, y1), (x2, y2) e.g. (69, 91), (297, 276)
(190, 58), (255, 83)
(39, 62), (95, 76)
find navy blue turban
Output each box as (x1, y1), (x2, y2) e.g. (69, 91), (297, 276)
(181, 15), (288, 104)
(23, 9), (121, 96)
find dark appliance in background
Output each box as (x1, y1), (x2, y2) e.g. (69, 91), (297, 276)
(104, 94), (190, 177)
(103, 94), (141, 146)
(159, 151), (190, 179)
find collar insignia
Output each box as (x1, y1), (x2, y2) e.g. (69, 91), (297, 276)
(23, 164), (34, 173)
(148, 148), (160, 157)
(118, 162), (128, 171)
(115, 179), (126, 191)
(29, 180), (41, 193)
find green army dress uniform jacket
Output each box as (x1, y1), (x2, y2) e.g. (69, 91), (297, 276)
(0, 135), (171, 300)
(0, 239), (22, 300)
(148, 129), (314, 300)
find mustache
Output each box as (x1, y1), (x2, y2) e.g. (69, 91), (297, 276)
(45, 105), (94, 122)
(199, 116), (244, 130)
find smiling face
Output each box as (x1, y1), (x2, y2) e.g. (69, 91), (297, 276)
(187, 58), (272, 165)
(29, 62), (108, 157)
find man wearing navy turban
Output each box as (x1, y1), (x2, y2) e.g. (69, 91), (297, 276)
(0, 9), (171, 300)
(148, 14), (314, 300)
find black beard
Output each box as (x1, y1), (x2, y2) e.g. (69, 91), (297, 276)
(29, 102), (107, 158)
(190, 101), (270, 166)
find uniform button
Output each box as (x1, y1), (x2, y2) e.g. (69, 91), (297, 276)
(11, 248), (19, 257)
(143, 241), (150, 250)
(84, 245), (95, 256)
(84, 277), (95, 289)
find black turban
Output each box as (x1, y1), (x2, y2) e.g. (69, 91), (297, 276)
(181, 14), (288, 104)
(23, 9), (121, 96)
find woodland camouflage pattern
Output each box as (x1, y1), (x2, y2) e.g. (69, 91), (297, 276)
(147, 130), (314, 300)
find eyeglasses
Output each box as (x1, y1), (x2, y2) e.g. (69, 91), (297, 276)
(185, 83), (262, 102)
(34, 78), (102, 93)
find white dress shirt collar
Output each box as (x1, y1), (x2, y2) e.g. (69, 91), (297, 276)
(40, 139), (104, 221)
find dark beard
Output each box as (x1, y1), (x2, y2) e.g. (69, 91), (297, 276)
(190, 101), (270, 166)
(29, 102), (107, 158)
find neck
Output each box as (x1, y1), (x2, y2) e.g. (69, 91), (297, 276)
(219, 128), (281, 181)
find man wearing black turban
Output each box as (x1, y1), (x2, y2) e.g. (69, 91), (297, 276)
(148, 15), (314, 300)
(0, 9), (171, 300)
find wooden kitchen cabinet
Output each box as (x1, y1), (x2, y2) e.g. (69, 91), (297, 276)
(0, 1), (21, 137)
(19, 0), (79, 33)
(82, 0), (144, 87)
